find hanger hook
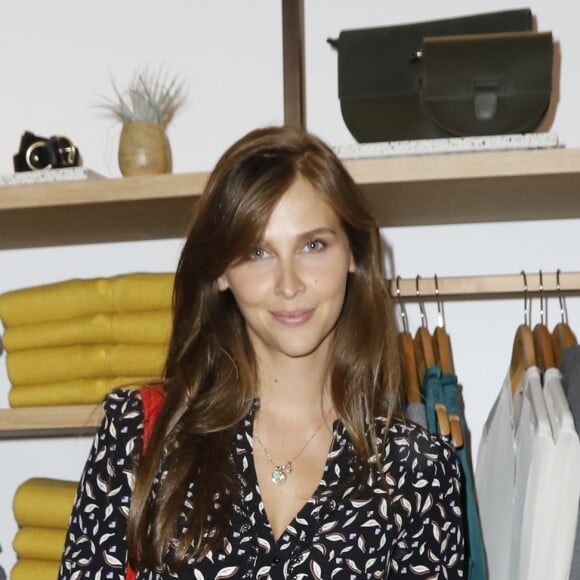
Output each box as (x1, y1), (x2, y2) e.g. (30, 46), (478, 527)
(415, 275), (428, 328)
(396, 275), (409, 333)
(557, 269), (569, 324)
(434, 274), (445, 328)
(538, 269), (545, 325)
(521, 270), (530, 326)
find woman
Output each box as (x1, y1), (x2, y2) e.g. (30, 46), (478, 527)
(59, 126), (464, 579)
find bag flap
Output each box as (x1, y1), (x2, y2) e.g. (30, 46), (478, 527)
(336, 9), (533, 100)
(421, 31), (553, 135)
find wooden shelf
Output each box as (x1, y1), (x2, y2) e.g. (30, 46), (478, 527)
(0, 172), (208, 249)
(2, 147), (580, 249)
(0, 404), (103, 438)
(348, 146), (580, 227)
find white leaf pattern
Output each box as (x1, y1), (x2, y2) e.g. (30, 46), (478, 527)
(310, 560), (323, 580)
(215, 566), (239, 579)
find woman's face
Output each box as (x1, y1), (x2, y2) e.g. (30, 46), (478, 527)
(217, 176), (355, 363)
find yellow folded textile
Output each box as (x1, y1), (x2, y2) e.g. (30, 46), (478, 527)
(13, 478), (77, 528)
(7, 343), (167, 385)
(0, 272), (174, 326)
(13, 526), (67, 561)
(3, 309), (172, 351)
(9, 377), (148, 407)
(11, 559), (60, 580)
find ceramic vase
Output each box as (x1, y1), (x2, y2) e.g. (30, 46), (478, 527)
(118, 121), (172, 176)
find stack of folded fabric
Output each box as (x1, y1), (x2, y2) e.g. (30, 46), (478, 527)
(11, 478), (77, 580)
(0, 273), (173, 406)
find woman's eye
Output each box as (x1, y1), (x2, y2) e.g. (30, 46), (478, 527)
(250, 247), (267, 260)
(304, 239), (326, 252)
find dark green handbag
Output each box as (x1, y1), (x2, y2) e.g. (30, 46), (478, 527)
(332, 9), (553, 142)
(420, 30), (553, 137)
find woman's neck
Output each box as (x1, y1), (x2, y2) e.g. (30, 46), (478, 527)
(255, 351), (333, 420)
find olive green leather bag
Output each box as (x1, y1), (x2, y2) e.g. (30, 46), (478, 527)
(333, 9), (553, 142)
(420, 30), (553, 138)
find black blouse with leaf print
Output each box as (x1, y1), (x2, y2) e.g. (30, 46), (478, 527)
(59, 389), (464, 579)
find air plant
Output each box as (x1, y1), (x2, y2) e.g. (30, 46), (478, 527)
(100, 67), (187, 129)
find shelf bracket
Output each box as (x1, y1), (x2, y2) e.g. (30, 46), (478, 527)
(282, 0), (305, 129)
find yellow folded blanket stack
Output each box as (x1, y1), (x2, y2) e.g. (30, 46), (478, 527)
(11, 478), (77, 580)
(0, 273), (174, 406)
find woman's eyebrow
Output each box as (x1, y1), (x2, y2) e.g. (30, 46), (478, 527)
(296, 227), (337, 241)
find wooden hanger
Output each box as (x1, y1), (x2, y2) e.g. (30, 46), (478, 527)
(395, 277), (422, 405)
(533, 324), (555, 371)
(415, 325), (451, 437)
(432, 326), (454, 375)
(510, 272), (537, 390)
(510, 325), (537, 390)
(552, 270), (578, 367)
(532, 272), (554, 370)
(552, 322), (577, 367)
(413, 276), (450, 438)
(399, 331), (422, 405)
(431, 276), (462, 447)
(414, 325), (436, 380)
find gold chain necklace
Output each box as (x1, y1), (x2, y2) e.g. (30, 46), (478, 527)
(253, 421), (326, 485)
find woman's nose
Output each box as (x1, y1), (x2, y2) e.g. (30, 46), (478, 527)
(274, 258), (306, 299)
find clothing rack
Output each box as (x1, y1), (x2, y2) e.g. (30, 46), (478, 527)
(388, 271), (580, 300)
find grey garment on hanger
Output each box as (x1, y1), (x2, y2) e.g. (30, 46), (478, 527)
(561, 345), (580, 432)
(406, 402), (428, 429)
(559, 344), (580, 580)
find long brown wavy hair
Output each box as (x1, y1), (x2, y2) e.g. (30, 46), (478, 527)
(127, 125), (401, 571)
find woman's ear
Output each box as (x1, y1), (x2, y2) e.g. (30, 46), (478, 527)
(217, 274), (230, 291)
(348, 253), (356, 273)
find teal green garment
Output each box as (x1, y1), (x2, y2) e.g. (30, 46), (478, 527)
(422, 366), (446, 435)
(421, 365), (488, 580)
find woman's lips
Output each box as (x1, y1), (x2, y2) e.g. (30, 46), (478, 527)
(270, 309), (315, 326)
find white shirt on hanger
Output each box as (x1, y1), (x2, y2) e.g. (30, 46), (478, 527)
(518, 368), (580, 580)
(509, 366), (550, 580)
(476, 371), (521, 580)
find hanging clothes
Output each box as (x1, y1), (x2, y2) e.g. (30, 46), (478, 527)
(421, 365), (488, 580)
(509, 366), (552, 580)
(541, 369), (580, 580)
(441, 371), (488, 580)
(478, 362), (580, 580)
(405, 401), (428, 428)
(476, 371), (519, 580)
(559, 345), (580, 579)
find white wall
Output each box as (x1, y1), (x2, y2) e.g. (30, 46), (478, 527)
(1, 0), (579, 573)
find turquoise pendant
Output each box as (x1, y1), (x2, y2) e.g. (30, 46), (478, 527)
(271, 462), (292, 485)
(271, 468), (286, 485)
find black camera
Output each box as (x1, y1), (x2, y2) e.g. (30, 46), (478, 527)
(13, 131), (81, 172)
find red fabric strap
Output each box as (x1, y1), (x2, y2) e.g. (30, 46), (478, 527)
(126, 385), (165, 580)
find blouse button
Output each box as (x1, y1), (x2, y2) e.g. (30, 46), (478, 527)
(272, 556), (280, 565)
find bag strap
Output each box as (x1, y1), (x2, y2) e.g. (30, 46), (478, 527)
(126, 385), (165, 580)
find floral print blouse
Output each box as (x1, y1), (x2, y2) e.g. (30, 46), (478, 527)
(59, 389), (464, 579)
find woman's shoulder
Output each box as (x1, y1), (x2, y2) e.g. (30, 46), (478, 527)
(375, 415), (460, 483)
(97, 385), (161, 443)
(101, 386), (144, 419)
(101, 384), (163, 417)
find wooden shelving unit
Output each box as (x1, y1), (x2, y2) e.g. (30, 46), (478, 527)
(1, 146), (580, 436)
(0, 404), (103, 438)
(2, 147), (580, 249)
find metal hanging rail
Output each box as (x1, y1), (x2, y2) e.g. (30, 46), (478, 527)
(388, 271), (580, 300)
